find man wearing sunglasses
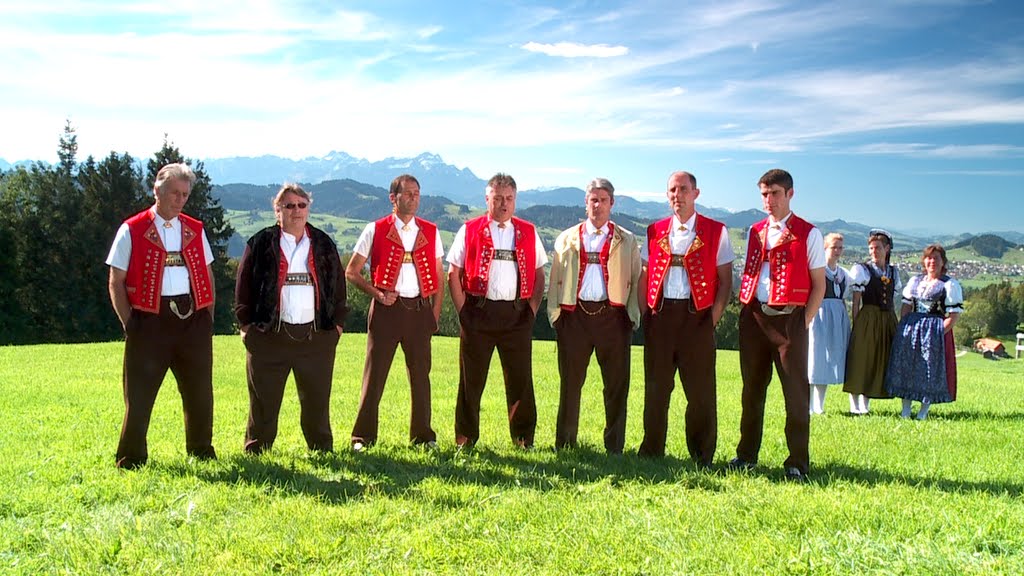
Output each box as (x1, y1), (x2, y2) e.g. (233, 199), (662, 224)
(234, 183), (348, 454)
(105, 162), (217, 469)
(345, 174), (444, 451)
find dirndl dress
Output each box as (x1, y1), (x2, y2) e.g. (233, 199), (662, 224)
(885, 274), (963, 403)
(808, 265), (851, 385)
(843, 262), (901, 398)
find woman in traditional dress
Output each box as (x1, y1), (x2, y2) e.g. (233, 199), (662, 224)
(843, 229), (901, 415)
(885, 244), (962, 420)
(807, 233), (851, 415)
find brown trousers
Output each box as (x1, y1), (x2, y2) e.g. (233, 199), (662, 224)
(736, 302), (811, 473)
(554, 302), (632, 454)
(639, 299), (718, 464)
(351, 298), (437, 446)
(243, 323), (339, 453)
(455, 298), (537, 447)
(117, 296), (215, 468)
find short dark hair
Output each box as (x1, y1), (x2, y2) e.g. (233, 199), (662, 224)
(921, 243), (949, 275)
(758, 168), (793, 191)
(390, 174), (420, 197)
(487, 173), (517, 192)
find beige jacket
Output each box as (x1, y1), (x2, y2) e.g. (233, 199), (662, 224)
(547, 221), (642, 329)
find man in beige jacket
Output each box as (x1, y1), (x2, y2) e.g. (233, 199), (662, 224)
(547, 178), (642, 454)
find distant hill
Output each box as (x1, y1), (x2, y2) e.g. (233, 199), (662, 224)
(215, 179), (472, 234)
(949, 234), (1021, 258)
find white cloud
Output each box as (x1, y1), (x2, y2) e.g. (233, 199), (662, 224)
(521, 41), (629, 58)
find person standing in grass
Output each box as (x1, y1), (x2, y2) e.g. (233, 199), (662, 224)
(730, 168), (825, 481)
(637, 171), (734, 465)
(808, 233), (851, 415)
(106, 163), (217, 469)
(843, 229), (901, 415)
(885, 244), (963, 420)
(547, 178), (642, 455)
(346, 174), (444, 451)
(234, 183), (347, 454)
(447, 173), (547, 449)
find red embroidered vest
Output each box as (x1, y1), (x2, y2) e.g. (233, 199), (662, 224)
(462, 215), (537, 299)
(276, 225), (322, 311)
(369, 215), (440, 297)
(124, 209), (214, 313)
(738, 214), (813, 305)
(645, 214), (724, 310)
(561, 223), (616, 312)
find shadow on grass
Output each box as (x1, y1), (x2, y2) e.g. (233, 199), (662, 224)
(925, 410), (1024, 422)
(806, 463), (1024, 497)
(158, 445), (721, 504)
(157, 443), (1023, 503)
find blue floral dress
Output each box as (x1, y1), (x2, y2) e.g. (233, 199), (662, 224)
(884, 274), (964, 403)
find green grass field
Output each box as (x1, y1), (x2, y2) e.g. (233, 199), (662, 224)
(2, 336), (1023, 574)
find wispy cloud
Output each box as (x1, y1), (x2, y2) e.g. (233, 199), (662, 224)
(521, 41), (629, 58)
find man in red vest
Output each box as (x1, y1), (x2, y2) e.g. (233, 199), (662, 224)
(105, 163), (217, 469)
(730, 168), (825, 481)
(234, 183), (347, 453)
(638, 171), (735, 466)
(346, 174), (444, 451)
(447, 173), (548, 449)
(547, 177), (641, 454)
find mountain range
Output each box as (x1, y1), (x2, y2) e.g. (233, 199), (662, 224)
(3, 151), (1021, 246)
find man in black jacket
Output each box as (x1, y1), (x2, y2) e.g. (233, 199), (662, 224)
(234, 183), (347, 453)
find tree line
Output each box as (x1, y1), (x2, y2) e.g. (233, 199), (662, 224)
(0, 124), (237, 344)
(957, 281), (1024, 345)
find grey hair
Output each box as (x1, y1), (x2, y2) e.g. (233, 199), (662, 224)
(154, 163), (197, 193)
(585, 177), (615, 200)
(273, 182), (312, 208)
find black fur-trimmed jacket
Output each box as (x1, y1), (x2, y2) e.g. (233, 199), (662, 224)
(234, 224), (348, 331)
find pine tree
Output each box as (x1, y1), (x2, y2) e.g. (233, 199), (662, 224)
(77, 152), (148, 340)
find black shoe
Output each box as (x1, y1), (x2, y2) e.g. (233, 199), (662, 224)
(726, 457), (755, 471)
(784, 467), (808, 482)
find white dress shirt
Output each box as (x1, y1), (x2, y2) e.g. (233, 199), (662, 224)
(755, 212), (826, 303)
(105, 207), (214, 297)
(279, 230), (315, 324)
(353, 218), (445, 298)
(447, 219), (548, 301)
(640, 213), (735, 299)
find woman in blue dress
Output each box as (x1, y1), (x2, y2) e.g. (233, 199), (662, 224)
(807, 233), (851, 415)
(885, 244), (963, 420)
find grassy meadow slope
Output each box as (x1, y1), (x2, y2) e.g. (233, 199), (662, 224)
(1, 337), (1022, 574)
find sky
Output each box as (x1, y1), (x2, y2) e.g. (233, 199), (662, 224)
(1, 0), (1023, 234)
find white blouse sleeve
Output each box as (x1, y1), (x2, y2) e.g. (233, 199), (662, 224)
(848, 263), (870, 292)
(892, 266), (903, 298)
(944, 278), (964, 314)
(902, 274), (920, 304)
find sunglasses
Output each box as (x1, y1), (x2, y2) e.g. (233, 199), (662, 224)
(281, 202), (308, 210)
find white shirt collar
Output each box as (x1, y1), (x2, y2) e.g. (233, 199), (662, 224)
(151, 206), (177, 228)
(769, 212), (793, 228)
(584, 219), (609, 236)
(395, 216), (419, 233)
(672, 212), (696, 232)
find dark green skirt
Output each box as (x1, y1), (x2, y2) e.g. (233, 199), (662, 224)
(843, 305), (897, 398)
